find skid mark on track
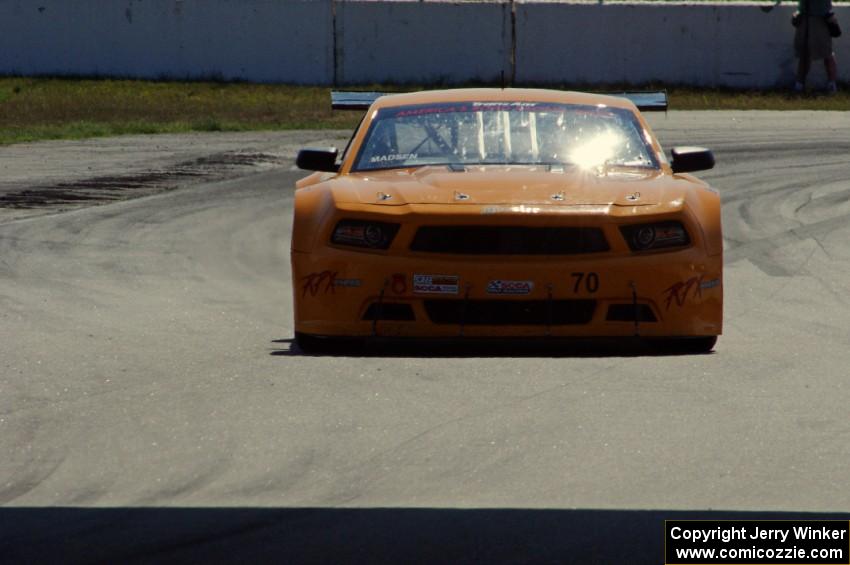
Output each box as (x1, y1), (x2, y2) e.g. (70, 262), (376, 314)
(0, 152), (281, 211)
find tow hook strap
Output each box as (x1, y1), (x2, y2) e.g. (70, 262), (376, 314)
(372, 279), (389, 338)
(630, 281), (640, 337)
(459, 283), (472, 337)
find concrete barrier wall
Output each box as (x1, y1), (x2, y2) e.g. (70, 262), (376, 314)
(1, 0), (848, 87)
(515, 3), (848, 87)
(336, 1), (511, 84)
(0, 0), (333, 84)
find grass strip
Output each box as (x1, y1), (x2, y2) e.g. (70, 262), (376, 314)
(1, 77), (848, 145)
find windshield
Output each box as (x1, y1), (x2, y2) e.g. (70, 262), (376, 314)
(352, 101), (658, 172)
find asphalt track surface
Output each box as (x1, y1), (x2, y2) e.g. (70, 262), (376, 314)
(1, 112), (849, 563)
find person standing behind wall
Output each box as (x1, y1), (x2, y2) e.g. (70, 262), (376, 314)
(793, 0), (840, 93)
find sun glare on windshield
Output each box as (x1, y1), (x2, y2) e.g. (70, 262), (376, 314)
(567, 130), (626, 171)
(352, 102), (657, 172)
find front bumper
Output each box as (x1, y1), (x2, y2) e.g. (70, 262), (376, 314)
(292, 246), (722, 339)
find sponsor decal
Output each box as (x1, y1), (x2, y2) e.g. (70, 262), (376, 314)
(389, 102), (567, 119)
(333, 278), (361, 288)
(394, 105), (470, 118)
(391, 274), (407, 295)
(413, 274), (459, 295)
(386, 102), (606, 121)
(662, 275), (704, 309)
(700, 277), (721, 291)
(370, 153), (417, 164)
(486, 280), (534, 295)
(473, 102), (539, 109)
(472, 102), (567, 112)
(302, 270), (337, 297)
(301, 271), (360, 297)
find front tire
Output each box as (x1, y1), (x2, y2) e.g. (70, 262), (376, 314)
(294, 332), (333, 354)
(294, 332), (360, 354)
(652, 335), (718, 354)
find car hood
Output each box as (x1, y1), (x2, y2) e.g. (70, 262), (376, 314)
(329, 165), (689, 207)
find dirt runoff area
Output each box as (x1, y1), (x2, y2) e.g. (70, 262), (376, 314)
(0, 131), (350, 223)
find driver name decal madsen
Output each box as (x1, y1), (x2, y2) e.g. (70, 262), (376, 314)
(370, 152), (418, 164)
(486, 280), (534, 295)
(413, 274), (459, 294)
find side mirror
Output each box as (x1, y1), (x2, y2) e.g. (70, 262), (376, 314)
(296, 147), (339, 172)
(671, 147), (715, 174)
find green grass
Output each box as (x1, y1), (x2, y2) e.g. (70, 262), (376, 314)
(1, 77), (848, 145)
(657, 87), (850, 110)
(0, 77), (361, 145)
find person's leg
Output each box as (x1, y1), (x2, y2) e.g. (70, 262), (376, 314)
(825, 54), (837, 81)
(793, 20), (808, 91)
(825, 54), (838, 93)
(796, 57), (810, 91)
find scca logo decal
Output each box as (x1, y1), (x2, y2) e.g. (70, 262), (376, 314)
(486, 280), (534, 295)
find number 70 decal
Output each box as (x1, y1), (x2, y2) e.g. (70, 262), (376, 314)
(571, 272), (600, 293)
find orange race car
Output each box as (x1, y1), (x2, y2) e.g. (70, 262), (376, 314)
(292, 88), (721, 352)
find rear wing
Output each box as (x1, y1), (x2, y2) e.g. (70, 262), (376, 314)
(610, 91), (668, 112)
(331, 91), (386, 110)
(331, 90), (668, 112)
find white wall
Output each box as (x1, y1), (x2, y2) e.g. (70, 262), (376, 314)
(0, 0), (333, 84)
(515, 3), (833, 87)
(336, 1), (511, 84)
(0, 0), (848, 87)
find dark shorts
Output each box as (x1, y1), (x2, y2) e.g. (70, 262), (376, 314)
(795, 16), (834, 60)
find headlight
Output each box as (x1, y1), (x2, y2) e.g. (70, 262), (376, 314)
(620, 221), (690, 251)
(331, 219), (400, 250)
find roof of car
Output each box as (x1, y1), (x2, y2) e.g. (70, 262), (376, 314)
(368, 88), (638, 111)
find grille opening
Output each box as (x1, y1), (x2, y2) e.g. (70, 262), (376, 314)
(424, 299), (596, 325)
(411, 226), (609, 255)
(362, 303), (415, 321)
(606, 304), (657, 322)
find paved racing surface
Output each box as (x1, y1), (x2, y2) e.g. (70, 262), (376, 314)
(1, 112), (849, 563)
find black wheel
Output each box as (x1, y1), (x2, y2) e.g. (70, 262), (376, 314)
(294, 332), (334, 354)
(651, 336), (717, 354)
(294, 332), (361, 354)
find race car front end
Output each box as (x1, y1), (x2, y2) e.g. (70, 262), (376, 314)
(291, 201), (723, 343)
